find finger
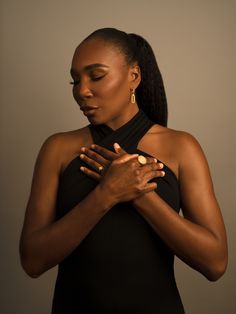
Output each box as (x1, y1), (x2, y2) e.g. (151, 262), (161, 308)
(80, 166), (101, 182)
(91, 144), (118, 161)
(113, 143), (127, 155)
(116, 153), (139, 164)
(81, 147), (109, 167)
(142, 162), (164, 172)
(133, 182), (158, 201)
(141, 182), (158, 194)
(140, 162), (165, 181)
(80, 153), (104, 172)
(143, 169), (165, 182)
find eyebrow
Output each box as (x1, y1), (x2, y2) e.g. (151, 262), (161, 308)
(70, 63), (109, 76)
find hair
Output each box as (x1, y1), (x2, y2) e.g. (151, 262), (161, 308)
(82, 27), (168, 126)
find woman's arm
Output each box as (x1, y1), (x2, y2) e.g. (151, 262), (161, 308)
(19, 134), (117, 278)
(20, 134), (157, 278)
(132, 132), (228, 281)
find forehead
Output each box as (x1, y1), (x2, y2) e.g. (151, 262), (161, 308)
(71, 39), (126, 71)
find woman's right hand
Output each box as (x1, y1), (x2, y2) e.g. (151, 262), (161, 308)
(98, 153), (165, 204)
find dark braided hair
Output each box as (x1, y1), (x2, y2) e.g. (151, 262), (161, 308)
(83, 28), (168, 126)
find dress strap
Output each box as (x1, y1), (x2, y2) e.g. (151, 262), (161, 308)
(88, 109), (155, 153)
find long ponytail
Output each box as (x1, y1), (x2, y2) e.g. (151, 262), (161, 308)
(128, 33), (168, 126)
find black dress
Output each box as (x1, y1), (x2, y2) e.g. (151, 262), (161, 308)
(51, 110), (185, 313)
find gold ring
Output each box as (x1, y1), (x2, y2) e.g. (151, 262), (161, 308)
(137, 155), (147, 165)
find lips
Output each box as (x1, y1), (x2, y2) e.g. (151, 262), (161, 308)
(80, 105), (99, 116)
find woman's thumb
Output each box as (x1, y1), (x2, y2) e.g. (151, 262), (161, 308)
(114, 142), (126, 155)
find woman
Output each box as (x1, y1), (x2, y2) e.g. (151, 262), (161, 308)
(20, 28), (228, 313)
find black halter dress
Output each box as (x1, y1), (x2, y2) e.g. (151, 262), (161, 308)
(51, 110), (185, 314)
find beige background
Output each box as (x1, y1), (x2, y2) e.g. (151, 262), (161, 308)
(1, 0), (235, 313)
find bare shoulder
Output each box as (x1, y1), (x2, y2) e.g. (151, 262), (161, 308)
(141, 124), (208, 180)
(150, 124), (205, 156)
(150, 124), (201, 145)
(169, 128), (209, 171)
(159, 126), (212, 186)
(37, 126), (92, 175)
(40, 126), (89, 156)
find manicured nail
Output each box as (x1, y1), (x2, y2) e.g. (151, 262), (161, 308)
(154, 158), (158, 163)
(159, 163), (164, 169)
(161, 171), (165, 176)
(114, 143), (120, 149)
(80, 154), (84, 159)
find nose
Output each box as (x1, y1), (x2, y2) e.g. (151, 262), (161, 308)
(73, 79), (93, 102)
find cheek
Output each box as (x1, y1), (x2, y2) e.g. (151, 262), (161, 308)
(97, 75), (130, 102)
(72, 86), (81, 104)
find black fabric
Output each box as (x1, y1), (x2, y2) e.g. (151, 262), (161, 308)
(52, 110), (185, 314)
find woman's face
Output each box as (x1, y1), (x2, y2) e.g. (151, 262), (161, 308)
(70, 38), (140, 128)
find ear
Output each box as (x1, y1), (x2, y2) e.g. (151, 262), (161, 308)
(129, 64), (141, 89)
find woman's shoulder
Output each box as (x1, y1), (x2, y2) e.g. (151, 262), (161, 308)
(150, 124), (202, 152)
(42, 125), (90, 150)
(37, 126), (92, 174)
(144, 124), (205, 179)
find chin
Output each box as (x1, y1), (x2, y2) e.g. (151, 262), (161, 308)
(86, 115), (104, 125)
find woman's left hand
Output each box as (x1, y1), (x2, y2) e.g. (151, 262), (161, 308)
(79, 143), (125, 181)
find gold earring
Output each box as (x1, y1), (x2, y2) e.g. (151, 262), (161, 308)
(131, 89), (136, 104)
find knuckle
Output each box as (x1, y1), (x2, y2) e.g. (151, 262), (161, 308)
(90, 151), (96, 158)
(112, 159), (118, 166)
(135, 169), (140, 175)
(136, 185), (143, 193)
(151, 163), (157, 170)
(155, 170), (159, 176)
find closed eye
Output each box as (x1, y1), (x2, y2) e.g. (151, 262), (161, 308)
(91, 75), (106, 81)
(69, 74), (106, 85)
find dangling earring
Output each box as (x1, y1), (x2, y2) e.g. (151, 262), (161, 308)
(131, 89), (136, 104)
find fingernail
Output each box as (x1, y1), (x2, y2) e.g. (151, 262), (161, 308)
(81, 147), (85, 152)
(114, 143), (120, 149)
(154, 158), (158, 163)
(91, 144), (95, 149)
(80, 166), (84, 171)
(161, 171), (165, 176)
(80, 154), (84, 159)
(159, 163), (164, 169)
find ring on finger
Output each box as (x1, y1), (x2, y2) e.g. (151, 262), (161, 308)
(98, 165), (104, 174)
(137, 155), (147, 166)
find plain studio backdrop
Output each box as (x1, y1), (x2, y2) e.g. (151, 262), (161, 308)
(1, 0), (235, 313)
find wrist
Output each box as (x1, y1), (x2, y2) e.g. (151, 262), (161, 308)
(94, 184), (118, 211)
(132, 191), (154, 206)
